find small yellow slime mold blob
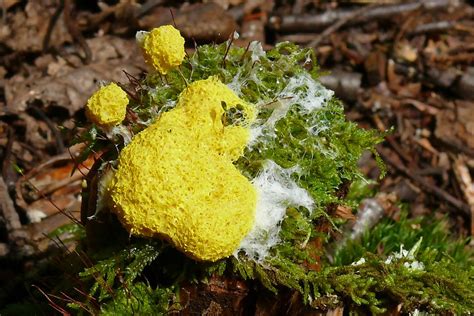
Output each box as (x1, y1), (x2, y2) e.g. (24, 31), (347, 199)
(85, 83), (128, 127)
(139, 25), (186, 74)
(109, 76), (257, 261)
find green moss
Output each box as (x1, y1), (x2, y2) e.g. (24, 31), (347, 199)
(333, 211), (472, 266)
(63, 38), (474, 315)
(100, 283), (176, 316)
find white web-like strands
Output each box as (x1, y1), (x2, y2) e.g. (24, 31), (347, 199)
(226, 46), (337, 262)
(245, 72), (334, 147)
(235, 161), (314, 261)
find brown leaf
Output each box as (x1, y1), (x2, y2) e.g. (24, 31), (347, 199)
(0, 1), (71, 52)
(334, 205), (355, 221)
(16, 147), (94, 223)
(394, 40), (418, 63)
(435, 100), (474, 151)
(3, 36), (144, 115)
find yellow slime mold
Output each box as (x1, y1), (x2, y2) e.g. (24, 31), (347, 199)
(85, 83), (128, 127)
(109, 76), (257, 261)
(139, 25), (186, 74)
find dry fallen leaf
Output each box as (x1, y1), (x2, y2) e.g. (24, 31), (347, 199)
(3, 36), (144, 115)
(394, 40), (418, 63)
(0, 0), (71, 52)
(435, 100), (474, 151)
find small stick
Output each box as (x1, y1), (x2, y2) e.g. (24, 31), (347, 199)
(239, 41), (252, 62)
(29, 105), (65, 154)
(0, 177), (22, 234)
(2, 127), (17, 192)
(122, 70), (143, 91)
(409, 20), (455, 36)
(32, 285), (70, 315)
(170, 8), (177, 28)
(43, 0), (65, 52)
(221, 32), (236, 69)
(307, 4), (378, 48)
(64, 0), (92, 64)
(15, 166), (83, 226)
(271, 0), (458, 33)
(68, 147), (88, 178)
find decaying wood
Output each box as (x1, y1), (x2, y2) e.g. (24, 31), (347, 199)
(307, 4), (377, 48)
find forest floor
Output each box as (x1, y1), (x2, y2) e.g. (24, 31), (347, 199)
(0, 0), (473, 312)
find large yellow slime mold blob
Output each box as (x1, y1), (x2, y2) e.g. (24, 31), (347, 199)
(109, 76), (258, 261)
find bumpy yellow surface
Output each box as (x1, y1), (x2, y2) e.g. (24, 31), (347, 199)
(109, 76), (257, 261)
(140, 25), (185, 74)
(86, 83), (128, 127)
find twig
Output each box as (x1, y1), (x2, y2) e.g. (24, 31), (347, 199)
(63, 0), (92, 64)
(2, 127), (17, 192)
(307, 4), (378, 48)
(29, 105), (65, 154)
(372, 115), (412, 165)
(0, 176), (22, 233)
(15, 155), (83, 226)
(269, 0), (458, 33)
(221, 32), (235, 69)
(437, 138), (474, 158)
(43, 0), (65, 53)
(170, 8), (177, 28)
(409, 20), (456, 36)
(32, 285), (70, 315)
(379, 148), (471, 218)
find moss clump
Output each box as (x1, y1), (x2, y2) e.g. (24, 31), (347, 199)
(60, 36), (474, 315)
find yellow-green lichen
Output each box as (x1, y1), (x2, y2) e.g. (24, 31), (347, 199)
(86, 83), (128, 127)
(138, 25), (186, 75)
(109, 76), (257, 261)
